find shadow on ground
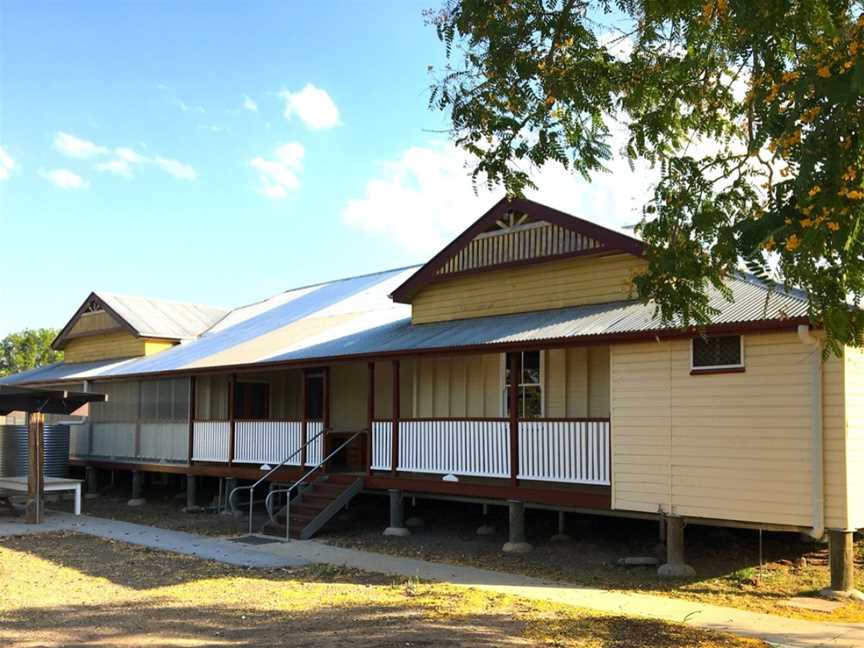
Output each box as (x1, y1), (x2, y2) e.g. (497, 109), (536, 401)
(0, 533), (765, 648)
(0, 599), (535, 647)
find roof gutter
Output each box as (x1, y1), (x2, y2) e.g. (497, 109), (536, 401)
(798, 324), (825, 540)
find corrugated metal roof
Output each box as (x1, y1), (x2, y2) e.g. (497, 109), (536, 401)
(265, 274), (809, 362)
(0, 357), (139, 386)
(3, 271), (809, 385)
(98, 266), (417, 375)
(97, 292), (228, 340)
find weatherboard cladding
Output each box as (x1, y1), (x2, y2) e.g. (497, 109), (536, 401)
(1, 270), (808, 386)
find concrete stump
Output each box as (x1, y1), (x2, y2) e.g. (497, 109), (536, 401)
(820, 530), (864, 601)
(657, 517), (695, 578)
(182, 475), (203, 513)
(502, 500), (532, 553)
(550, 510), (571, 543)
(127, 471), (146, 507)
(222, 478), (242, 516)
(85, 466), (100, 500)
(476, 503), (495, 536)
(383, 489), (410, 536)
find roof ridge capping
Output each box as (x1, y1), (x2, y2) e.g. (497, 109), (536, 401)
(94, 290), (227, 312)
(389, 196), (645, 304)
(732, 270), (809, 304)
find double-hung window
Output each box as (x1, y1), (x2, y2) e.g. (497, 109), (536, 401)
(504, 350), (543, 417)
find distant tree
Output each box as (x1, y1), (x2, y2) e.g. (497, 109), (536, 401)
(0, 329), (63, 377)
(429, 1), (864, 353)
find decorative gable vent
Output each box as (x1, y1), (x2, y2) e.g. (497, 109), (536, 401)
(436, 211), (602, 277)
(82, 299), (104, 314)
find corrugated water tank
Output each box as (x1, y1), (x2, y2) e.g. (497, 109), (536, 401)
(0, 424), (70, 478)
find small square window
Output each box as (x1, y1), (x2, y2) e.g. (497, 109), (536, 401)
(691, 335), (743, 371)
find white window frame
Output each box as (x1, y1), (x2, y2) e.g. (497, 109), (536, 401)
(500, 350), (545, 417)
(690, 335), (745, 371)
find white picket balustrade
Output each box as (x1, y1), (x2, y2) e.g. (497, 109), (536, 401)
(518, 420), (610, 485)
(233, 420), (302, 465)
(397, 419), (510, 478)
(306, 421), (324, 466)
(371, 420), (392, 470)
(192, 421), (230, 462)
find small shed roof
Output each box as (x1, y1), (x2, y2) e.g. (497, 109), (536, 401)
(0, 385), (107, 415)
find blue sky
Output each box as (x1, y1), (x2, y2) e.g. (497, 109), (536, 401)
(0, 2), (650, 337)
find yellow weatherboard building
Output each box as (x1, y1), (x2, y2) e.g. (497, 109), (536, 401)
(4, 197), (861, 591)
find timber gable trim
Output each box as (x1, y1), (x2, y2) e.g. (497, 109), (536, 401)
(53, 292), (141, 350)
(390, 197), (645, 304)
(53, 292), (190, 350)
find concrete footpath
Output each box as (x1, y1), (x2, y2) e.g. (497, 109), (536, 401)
(261, 538), (864, 648)
(1, 512), (862, 648)
(0, 511), (308, 569)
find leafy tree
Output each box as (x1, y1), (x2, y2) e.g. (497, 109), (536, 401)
(0, 329), (63, 377)
(429, 0), (864, 353)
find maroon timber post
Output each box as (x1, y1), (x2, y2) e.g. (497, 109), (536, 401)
(227, 374), (236, 465)
(186, 375), (196, 465)
(391, 359), (400, 476)
(509, 352), (521, 487)
(367, 361), (375, 475)
(300, 369), (308, 469)
(323, 367), (331, 430)
(322, 366), (331, 472)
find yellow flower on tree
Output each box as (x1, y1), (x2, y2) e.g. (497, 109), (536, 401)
(785, 234), (801, 251)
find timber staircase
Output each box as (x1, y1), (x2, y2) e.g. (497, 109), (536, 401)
(267, 476), (364, 539)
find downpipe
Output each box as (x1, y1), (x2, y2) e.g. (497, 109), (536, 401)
(798, 324), (825, 540)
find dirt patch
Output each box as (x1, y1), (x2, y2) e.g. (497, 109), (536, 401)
(313, 496), (864, 623)
(52, 479), (252, 537)
(50, 484), (864, 623)
(0, 532), (764, 647)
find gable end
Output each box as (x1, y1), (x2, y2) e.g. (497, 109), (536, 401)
(390, 197), (643, 304)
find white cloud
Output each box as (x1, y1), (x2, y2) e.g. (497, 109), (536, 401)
(153, 156), (197, 181)
(95, 158), (132, 176)
(115, 147), (144, 163)
(248, 142), (305, 199)
(93, 145), (196, 181)
(0, 145), (16, 180)
(243, 95), (258, 113)
(41, 168), (89, 190)
(342, 139), (656, 257)
(53, 132), (108, 159)
(279, 84), (340, 130)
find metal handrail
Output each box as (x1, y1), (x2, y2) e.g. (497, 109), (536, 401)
(265, 430), (363, 540)
(228, 426), (328, 535)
